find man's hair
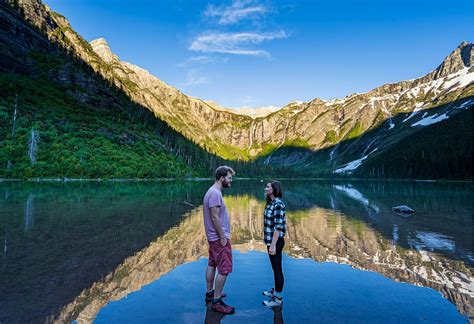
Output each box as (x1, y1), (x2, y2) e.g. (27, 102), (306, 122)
(215, 166), (235, 180)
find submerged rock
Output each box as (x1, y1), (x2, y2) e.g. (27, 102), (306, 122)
(392, 205), (415, 214)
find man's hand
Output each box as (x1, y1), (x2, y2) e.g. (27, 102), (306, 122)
(220, 237), (228, 246)
(269, 244), (276, 255)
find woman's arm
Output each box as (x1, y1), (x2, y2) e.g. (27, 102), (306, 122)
(269, 229), (280, 255)
(269, 202), (285, 255)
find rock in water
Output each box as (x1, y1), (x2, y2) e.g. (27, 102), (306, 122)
(392, 205), (415, 214)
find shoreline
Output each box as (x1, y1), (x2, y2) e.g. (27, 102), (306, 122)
(0, 178), (472, 183)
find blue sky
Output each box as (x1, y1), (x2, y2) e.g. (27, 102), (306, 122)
(44, 0), (473, 109)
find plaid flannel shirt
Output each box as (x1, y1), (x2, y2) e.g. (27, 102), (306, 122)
(263, 198), (286, 246)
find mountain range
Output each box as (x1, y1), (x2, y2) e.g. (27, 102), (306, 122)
(0, 0), (472, 179)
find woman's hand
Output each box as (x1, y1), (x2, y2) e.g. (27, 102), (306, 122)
(269, 244), (276, 255)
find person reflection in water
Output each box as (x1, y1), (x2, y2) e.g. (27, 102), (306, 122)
(203, 166), (236, 315)
(272, 305), (284, 323)
(262, 181), (287, 308)
(204, 305), (226, 324)
(204, 302), (284, 323)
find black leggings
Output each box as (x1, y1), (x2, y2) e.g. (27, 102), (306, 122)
(268, 237), (285, 292)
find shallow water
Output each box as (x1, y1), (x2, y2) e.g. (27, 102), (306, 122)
(95, 252), (466, 323)
(0, 180), (472, 322)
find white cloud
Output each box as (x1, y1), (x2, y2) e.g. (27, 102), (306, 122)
(177, 55), (228, 67)
(189, 31), (287, 57)
(205, 0), (268, 25)
(183, 69), (209, 86)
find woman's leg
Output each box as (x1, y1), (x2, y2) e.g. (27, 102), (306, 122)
(269, 238), (285, 292)
(267, 245), (277, 289)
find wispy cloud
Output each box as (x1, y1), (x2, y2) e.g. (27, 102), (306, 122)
(183, 69), (209, 86)
(177, 55), (228, 67)
(204, 0), (268, 25)
(183, 0), (287, 64)
(189, 31), (287, 57)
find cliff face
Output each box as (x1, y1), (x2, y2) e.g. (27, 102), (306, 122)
(85, 35), (474, 166)
(4, 0), (474, 172)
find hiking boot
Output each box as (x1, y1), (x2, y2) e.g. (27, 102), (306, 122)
(210, 299), (235, 315)
(262, 288), (275, 298)
(205, 290), (227, 302)
(263, 295), (283, 308)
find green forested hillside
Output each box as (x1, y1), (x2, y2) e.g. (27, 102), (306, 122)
(0, 71), (295, 179)
(0, 72), (197, 178)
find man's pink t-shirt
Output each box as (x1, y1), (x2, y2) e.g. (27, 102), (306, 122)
(203, 185), (231, 242)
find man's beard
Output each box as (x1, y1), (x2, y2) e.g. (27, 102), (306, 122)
(223, 181), (231, 188)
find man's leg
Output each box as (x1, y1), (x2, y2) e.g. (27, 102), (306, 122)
(213, 241), (232, 299)
(213, 273), (227, 299)
(214, 241), (232, 299)
(206, 266), (216, 292)
(210, 242), (235, 315)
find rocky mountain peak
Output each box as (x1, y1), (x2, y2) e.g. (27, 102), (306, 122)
(433, 41), (473, 79)
(90, 38), (118, 63)
(458, 41), (473, 67)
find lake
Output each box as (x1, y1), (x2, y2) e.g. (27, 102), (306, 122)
(0, 180), (472, 323)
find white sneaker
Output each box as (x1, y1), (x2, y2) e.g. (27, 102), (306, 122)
(262, 296), (283, 308)
(262, 288), (274, 298)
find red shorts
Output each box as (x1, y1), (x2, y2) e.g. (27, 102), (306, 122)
(208, 239), (233, 275)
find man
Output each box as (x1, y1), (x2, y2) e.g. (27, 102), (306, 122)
(203, 166), (235, 315)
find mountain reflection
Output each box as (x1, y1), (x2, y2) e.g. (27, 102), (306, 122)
(57, 193), (473, 322)
(0, 181), (472, 323)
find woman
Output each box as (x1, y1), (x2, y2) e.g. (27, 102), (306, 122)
(262, 181), (286, 307)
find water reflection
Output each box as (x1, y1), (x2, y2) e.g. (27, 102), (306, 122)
(204, 305), (226, 324)
(271, 307), (284, 324)
(0, 180), (472, 322)
(203, 303), (286, 324)
(333, 184), (380, 214)
(0, 182), (209, 323)
(63, 195), (472, 321)
(24, 194), (34, 233)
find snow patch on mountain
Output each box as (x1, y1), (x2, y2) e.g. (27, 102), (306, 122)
(403, 102), (425, 122)
(381, 105), (395, 129)
(411, 113), (449, 127)
(323, 96), (354, 106)
(443, 67), (474, 93)
(457, 99), (474, 109)
(334, 148), (378, 174)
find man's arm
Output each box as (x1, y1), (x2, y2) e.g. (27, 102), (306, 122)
(210, 206), (227, 246)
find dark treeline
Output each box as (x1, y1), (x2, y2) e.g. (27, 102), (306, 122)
(356, 107), (473, 180)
